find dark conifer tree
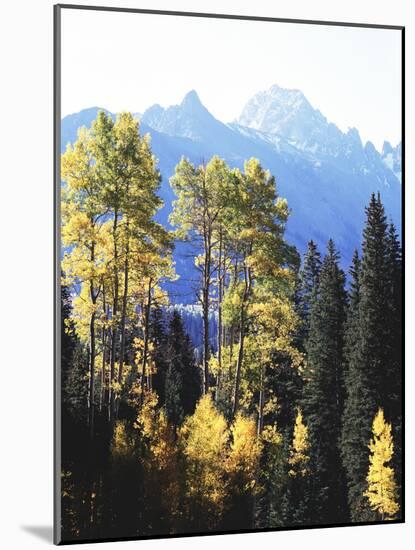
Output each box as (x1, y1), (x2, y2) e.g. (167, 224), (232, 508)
(385, 222), (403, 506)
(302, 239), (347, 523)
(341, 193), (402, 521)
(61, 280), (76, 374)
(267, 350), (303, 435)
(295, 240), (322, 352)
(343, 250), (361, 377)
(385, 222), (402, 419)
(149, 305), (169, 407)
(340, 248), (373, 521)
(61, 280), (88, 419)
(359, 193), (390, 405)
(165, 311), (201, 426)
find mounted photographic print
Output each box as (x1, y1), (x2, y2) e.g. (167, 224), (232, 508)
(54, 4), (404, 545)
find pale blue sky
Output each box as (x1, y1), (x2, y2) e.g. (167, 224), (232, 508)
(61, 8), (402, 150)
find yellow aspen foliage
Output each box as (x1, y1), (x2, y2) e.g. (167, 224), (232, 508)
(364, 408), (399, 520)
(149, 410), (176, 470)
(222, 282), (245, 327)
(261, 423), (282, 447)
(135, 391), (159, 440)
(149, 410), (181, 522)
(111, 420), (134, 462)
(179, 395), (229, 526)
(257, 423), (284, 493)
(288, 409), (310, 477)
(136, 391), (178, 470)
(135, 391), (180, 520)
(226, 414), (262, 493)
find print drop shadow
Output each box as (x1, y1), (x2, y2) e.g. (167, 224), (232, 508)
(21, 525), (53, 543)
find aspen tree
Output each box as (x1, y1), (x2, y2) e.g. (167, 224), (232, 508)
(364, 408), (399, 520)
(288, 409), (310, 477)
(170, 157), (230, 394)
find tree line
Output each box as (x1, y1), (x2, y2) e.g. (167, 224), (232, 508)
(60, 111), (402, 541)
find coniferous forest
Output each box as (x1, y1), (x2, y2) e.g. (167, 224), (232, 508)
(59, 111), (402, 542)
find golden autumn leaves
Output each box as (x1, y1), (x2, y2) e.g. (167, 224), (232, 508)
(61, 111), (173, 425)
(364, 408), (399, 520)
(61, 110), (400, 531)
(119, 393), (271, 530)
(131, 395), (398, 529)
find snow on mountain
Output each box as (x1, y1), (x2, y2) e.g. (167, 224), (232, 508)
(239, 84), (324, 138)
(238, 84), (383, 165)
(234, 83), (400, 199)
(237, 84), (346, 157)
(381, 141), (402, 181)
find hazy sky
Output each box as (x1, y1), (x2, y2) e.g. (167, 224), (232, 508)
(61, 8), (402, 150)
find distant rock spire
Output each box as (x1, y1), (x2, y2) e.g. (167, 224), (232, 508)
(181, 90), (203, 109)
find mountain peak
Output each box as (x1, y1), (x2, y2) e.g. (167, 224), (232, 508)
(268, 83), (307, 102)
(142, 89), (223, 141)
(382, 140), (393, 156)
(239, 85), (309, 124)
(181, 89), (203, 109)
(346, 127), (362, 146)
(364, 140), (377, 155)
(237, 83), (329, 150)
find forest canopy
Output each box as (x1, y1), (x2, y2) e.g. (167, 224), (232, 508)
(60, 111), (402, 541)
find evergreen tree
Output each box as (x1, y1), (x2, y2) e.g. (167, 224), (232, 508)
(302, 239), (347, 523)
(62, 343), (89, 420)
(385, 222), (402, 499)
(359, 193), (390, 405)
(266, 351), (303, 435)
(254, 424), (285, 528)
(385, 222), (402, 412)
(342, 249), (362, 403)
(164, 361), (183, 428)
(340, 249), (374, 521)
(61, 279), (76, 375)
(295, 240), (321, 352)
(164, 311), (201, 426)
(345, 249), (361, 363)
(149, 306), (169, 407)
(61, 280), (88, 419)
(341, 193), (401, 522)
